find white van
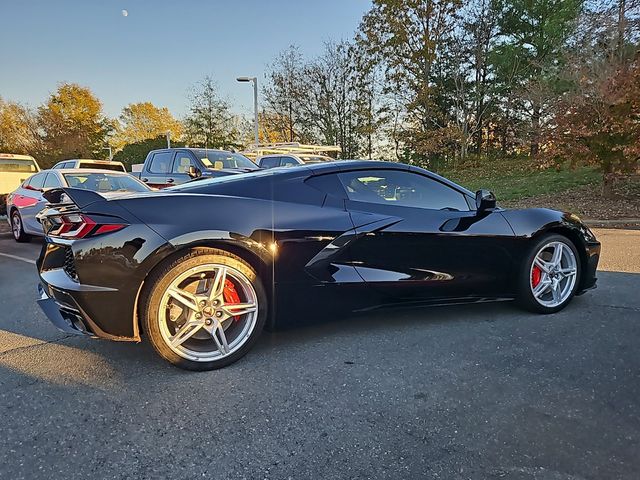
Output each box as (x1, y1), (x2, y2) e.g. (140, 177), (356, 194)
(0, 154), (41, 195)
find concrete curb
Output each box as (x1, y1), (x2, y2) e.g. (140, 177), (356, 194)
(585, 218), (640, 229)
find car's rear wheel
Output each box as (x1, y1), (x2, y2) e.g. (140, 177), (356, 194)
(11, 210), (30, 243)
(141, 248), (267, 370)
(518, 234), (581, 313)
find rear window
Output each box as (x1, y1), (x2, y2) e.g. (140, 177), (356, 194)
(0, 158), (38, 173)
(63, 173), (149, 193)
(259, 157), (281, 168)
(299, 155), (333, 164)
(79, 162), (125, 172)
(194, 150), (257, 170)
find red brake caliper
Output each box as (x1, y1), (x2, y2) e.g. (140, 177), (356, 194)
(531, 265), (542, 288)
(222, 279), (241, 321)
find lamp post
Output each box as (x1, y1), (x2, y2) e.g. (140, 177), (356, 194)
(236, 76), (259, 146)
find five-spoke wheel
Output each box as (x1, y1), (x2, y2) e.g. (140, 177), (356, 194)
(11, 210), (30, 243)
(141, 248), (267, 370)
(519, 234), (581, 313)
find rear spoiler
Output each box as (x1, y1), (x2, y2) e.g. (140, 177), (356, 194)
(43, 188), (106, 208)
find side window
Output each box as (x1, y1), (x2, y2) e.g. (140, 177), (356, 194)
(43, 173), (62, 189)
(337, 169), (469, 211)
(172, 152), (196, 174)
(260, 157), (280, 169)
(280, 156), (298, 167)
(27, 173), (46, 191)
(148, 152), (173, 174)
(52, 163), (62, 169)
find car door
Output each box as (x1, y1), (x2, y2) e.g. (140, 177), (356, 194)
(143, 151), (174, 188)
(336, 168), (517, 301)
(16, 172), (47, 233)
(169, 150), (199, 185)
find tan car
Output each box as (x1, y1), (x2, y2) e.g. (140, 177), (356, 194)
(0, 153), (40, 195)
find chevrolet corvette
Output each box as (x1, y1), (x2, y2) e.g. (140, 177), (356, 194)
(35, 161), (600, 370)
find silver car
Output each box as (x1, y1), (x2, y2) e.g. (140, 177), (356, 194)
(6, 169), (151, 242)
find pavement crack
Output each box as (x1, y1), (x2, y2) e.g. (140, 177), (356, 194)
(591, 303), (640, 312)
(0, 334), (77, 357)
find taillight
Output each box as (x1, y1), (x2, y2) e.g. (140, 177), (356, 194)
(48, 213), (126, 239)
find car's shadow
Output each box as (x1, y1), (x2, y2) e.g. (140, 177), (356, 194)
(0, 270), (637, 391)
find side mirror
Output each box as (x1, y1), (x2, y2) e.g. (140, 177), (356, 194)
(475, 189), (496, 213)
(188, 166), (202, 178)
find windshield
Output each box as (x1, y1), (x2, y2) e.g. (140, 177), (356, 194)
(79, 162), (126, 172)
(63, 173), (149, 193)
(0, 158), (38, 173)
(193, 150), (257, 170)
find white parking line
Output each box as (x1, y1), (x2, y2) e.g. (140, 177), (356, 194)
(0, 252), (36, 265)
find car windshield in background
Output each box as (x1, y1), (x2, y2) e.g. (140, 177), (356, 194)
(194, 150), (257, 170)
(79, 162), (125, 172)
(0, 159), (38, 173)
(300, 156), (333, 163)
(63, 173), (149, 193)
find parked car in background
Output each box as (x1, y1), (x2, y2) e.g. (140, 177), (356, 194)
(52, 158), (126, 172)
(256, 153), (335, 169)
(0, 153), (40, 195)
(6, 169), (151, 242)
(133, 148), (260, 188)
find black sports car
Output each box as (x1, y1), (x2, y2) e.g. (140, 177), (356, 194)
(36, 161), (600, 370)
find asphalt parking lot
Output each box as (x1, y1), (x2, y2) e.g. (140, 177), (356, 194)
(0, 229), (639, 479)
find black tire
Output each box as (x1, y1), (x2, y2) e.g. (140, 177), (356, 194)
(517, 234), (581, 314)
(140, 248), (267, 371)
(10, 210), (31, 243)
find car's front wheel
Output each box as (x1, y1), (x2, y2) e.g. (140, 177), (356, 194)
(141, 248), (267, 370)
(11, 210), (30, 243)
(518, 234), (581, 314)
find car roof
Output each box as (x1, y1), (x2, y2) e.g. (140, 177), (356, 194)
(47, 168), (132, 174)
(0, 153), (36, 160)
(55, 158), (123, 163)
(171, 159), (474, 199)
(149, 148), (229, 153)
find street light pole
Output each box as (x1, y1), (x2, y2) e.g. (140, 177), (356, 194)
(237, 76), (259, 146)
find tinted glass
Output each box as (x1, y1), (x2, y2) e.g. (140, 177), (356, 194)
(43, 173), (62, 189)
(172, 152), (196, 173)
(299, 155), (333, 164)
(338, 169), (469, 211)
(260, 157), (280, 169)
(27, 173), (46, 190)
(280, 157), (299, 167)
(63, 173), (149, 193)
(0, 159), (38, 173)
(79, 162), (126, 172)
(148, 152), (173, 174)
(193, 150), (257, 170)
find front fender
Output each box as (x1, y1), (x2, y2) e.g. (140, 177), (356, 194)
(500, 208), (596, 242)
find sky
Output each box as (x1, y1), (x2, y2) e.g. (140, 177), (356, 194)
(0, 0), (371, 118)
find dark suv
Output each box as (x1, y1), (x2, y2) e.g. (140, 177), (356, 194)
(135, 148), (259, 188)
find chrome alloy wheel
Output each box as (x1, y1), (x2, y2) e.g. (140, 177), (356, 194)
(530, 241), (578, 308)
(11, 213), (21, 240)
(158, 264), (258, 362)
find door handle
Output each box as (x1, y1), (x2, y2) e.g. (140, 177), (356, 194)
(167, 178), (174, 183)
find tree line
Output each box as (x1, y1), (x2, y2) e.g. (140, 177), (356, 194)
(1, 0), (638, 176)
(261, 0), (639, 177)
(0, 76), (241, 169)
